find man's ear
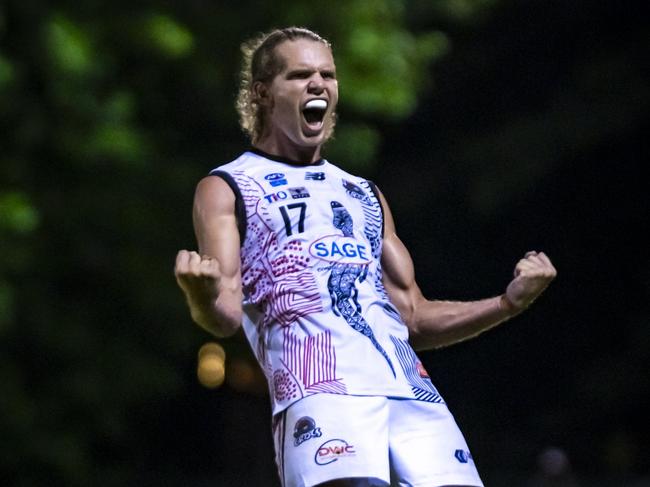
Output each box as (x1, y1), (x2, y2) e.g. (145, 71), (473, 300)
(252, 81), (272, 107)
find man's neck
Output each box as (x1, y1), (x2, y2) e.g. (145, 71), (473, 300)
(254, 139), (322, 165)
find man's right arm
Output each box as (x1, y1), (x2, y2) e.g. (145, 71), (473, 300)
(174, 175), (243, 337)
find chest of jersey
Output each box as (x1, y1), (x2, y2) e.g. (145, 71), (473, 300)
(250, 167), (379, 268)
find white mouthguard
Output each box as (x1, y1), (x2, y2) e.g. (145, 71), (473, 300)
(305, 99), (327, 110)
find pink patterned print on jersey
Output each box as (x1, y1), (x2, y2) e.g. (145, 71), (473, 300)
(267, 270), (321, 327)
(273, 369), (300, 402)
(231, 172), (324, 330)
(277, 327), (346, 403)
(234, 171), (273, 302)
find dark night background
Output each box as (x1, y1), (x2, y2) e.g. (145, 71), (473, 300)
(0, 0), (647, 486)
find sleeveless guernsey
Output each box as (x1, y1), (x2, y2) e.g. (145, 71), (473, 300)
(211, 150), (444, 415)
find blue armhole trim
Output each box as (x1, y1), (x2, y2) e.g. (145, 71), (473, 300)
(367, 180), (385, 238)
(209, 170), (247, 245)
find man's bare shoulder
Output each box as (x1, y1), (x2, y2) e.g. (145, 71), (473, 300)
(194, 174), (236, 213)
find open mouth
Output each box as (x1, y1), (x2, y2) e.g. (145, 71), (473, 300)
(302, 99), (328, 126)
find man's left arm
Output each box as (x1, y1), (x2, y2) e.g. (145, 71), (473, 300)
(377, 189), (557, 351)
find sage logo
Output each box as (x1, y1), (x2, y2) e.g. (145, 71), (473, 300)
(309, 236), (371, 265)
(314, 439), (356, 465)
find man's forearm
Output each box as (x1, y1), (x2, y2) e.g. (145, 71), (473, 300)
(408, 295), (519, 351)
(187, 290), (242, 338)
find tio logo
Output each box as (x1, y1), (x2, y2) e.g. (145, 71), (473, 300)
(314, 439), (356, 466)
(263, 190), (290, 203)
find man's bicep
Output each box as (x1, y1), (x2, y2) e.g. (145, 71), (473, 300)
(377, 189), (423, 323)
(382, 232), (419, 307)
(192, 175), (241, 278)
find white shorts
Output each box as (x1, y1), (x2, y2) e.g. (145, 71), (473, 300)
(272, 394), (484, 487)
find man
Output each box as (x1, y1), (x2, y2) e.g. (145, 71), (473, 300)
(175, 27), (556, 487)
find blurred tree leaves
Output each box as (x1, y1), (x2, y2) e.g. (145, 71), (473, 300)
(0, 53), (14, 87)
(0, 192), (39, 235)
(46, 14), (97, 77)
(140, 13), (194, 59)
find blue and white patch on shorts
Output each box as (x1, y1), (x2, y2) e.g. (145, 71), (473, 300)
(293, 416), (322, 446)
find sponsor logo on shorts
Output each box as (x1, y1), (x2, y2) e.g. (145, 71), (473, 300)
(293, 416), (322, 447)
(265, 173), (287, 187)
(314, 439), (356, 466)
(454, 449), (474, 464)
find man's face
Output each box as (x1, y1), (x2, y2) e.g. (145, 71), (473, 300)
(262, 39), (338, 153)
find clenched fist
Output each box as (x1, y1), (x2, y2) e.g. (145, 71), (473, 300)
(174, 249), (225, 330)
(175, 250), (223, 302)
(504, 251), (557, 312)
(174, 250), (242, 337)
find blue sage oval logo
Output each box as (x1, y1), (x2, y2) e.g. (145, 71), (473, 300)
(293, 416), (322, 447)
(309, 236), (371, 265)
(265, 172), (287, 187)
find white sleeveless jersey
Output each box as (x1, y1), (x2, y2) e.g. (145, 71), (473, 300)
(211, 150), (444, 415)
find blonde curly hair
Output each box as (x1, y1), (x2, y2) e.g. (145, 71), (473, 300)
(236, 27), (333, 144)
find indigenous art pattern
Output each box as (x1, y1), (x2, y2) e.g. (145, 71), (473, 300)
(390, 335), (445, 403)
(350, 180), (402, 319)
(230, 171), (324, 328)
(280, 328), (345, 396)
(327, 198), (396, 377)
